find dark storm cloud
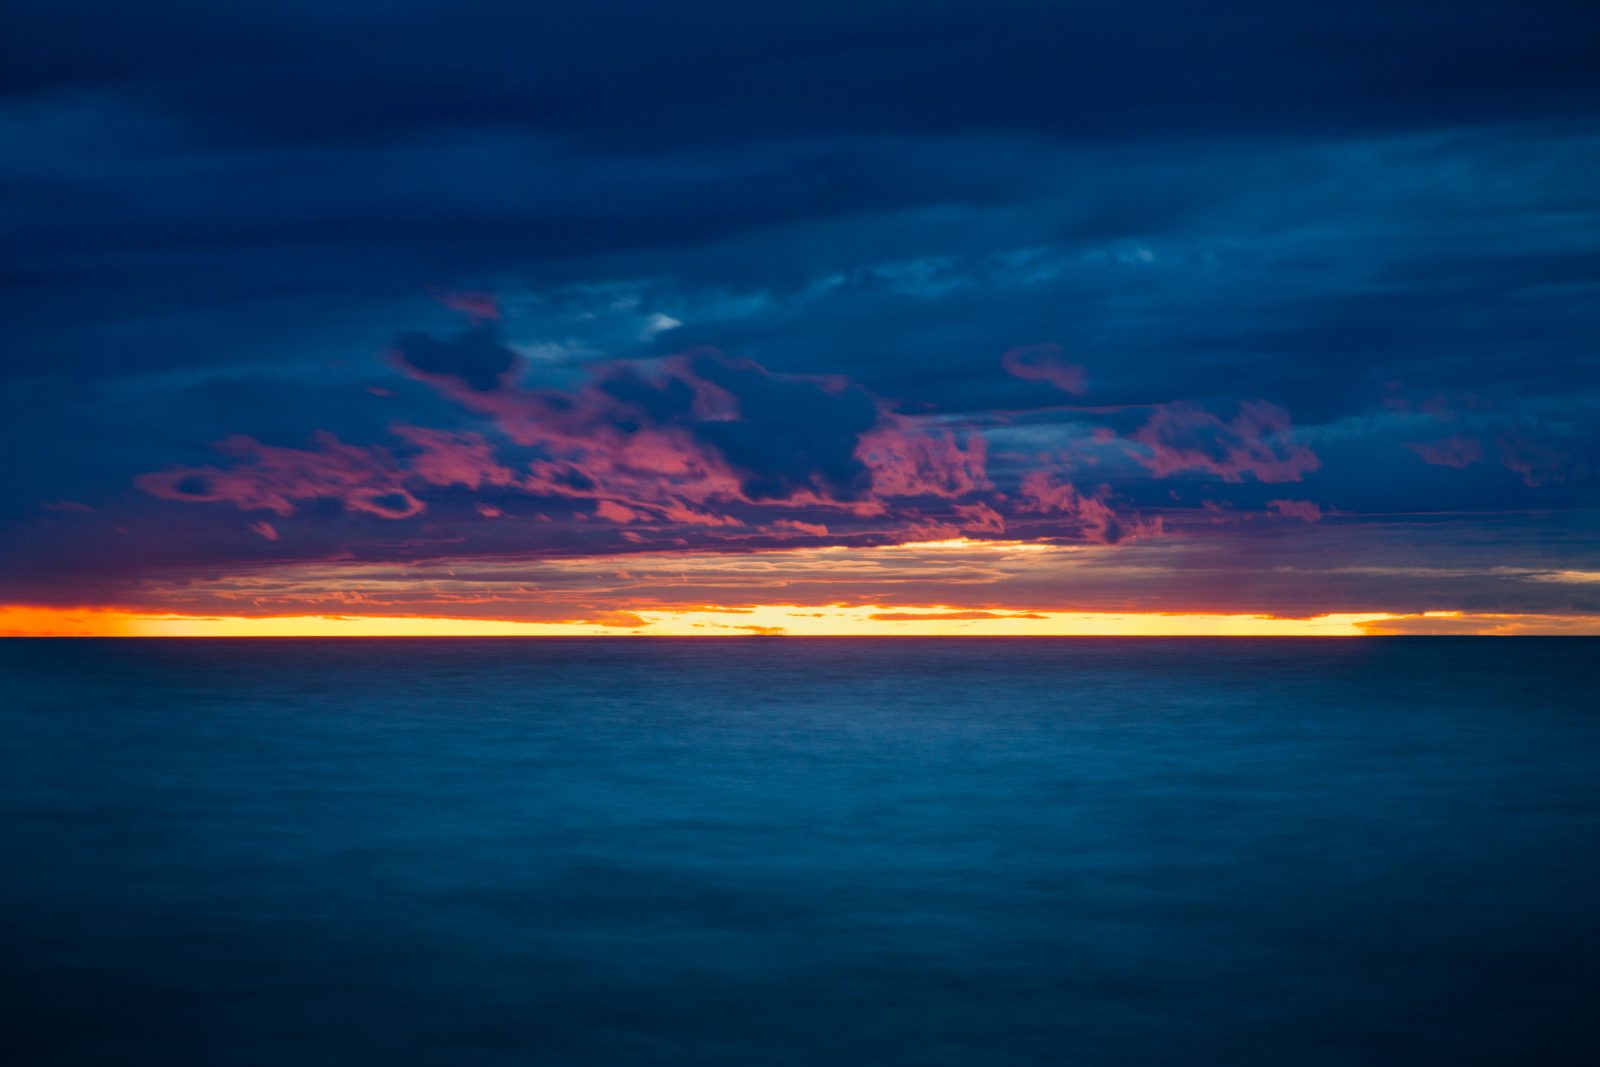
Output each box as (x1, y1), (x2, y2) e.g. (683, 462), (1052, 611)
(1, 0), (1598, 614)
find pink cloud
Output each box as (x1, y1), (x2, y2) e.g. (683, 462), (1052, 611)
(857, 423), (990, 499)
(420, 347), (993, 521)
(135, 334), (1345, 565)
(594, 500), (644, 524)
(1129, 401), (1320, 483)
(770, 519), (829, 536)
(1497, 434), (1570, 488)
(249, 521), (280, 540)
(654, 501), (743, 527)
(392, 426), (520, 489)
(1015, 471), (1159, 544)
(953, 502), (1006, 534)
(1267, 499), (1322, 523)
(890, 514), (967, 541)
(429, 287), (501, 323)
(1406, 435), (1482, 468)
(418, 354), (775, 522)
(137, 432), (424, 519)
(1002, 344), (1087, 396)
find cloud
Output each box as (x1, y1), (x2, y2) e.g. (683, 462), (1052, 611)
(391, 426), (520, 490)
(1001, 344), (1087, 396)
(687, 353), (882, 503)
(1356, 612), (1600, 636)
(390, 325), (518, 393)
(428, 288), (501, 324)
(1267, 499), (1322, 523)
(137, 432), (425, 519)
(640, 312), (682, 339)
(1129, 401), (1320, 483)
(1015, 471), (1158, 545)
(770, 519), (829, 536)
(594, 500), (644, 524)
(1406, 436), (1483, 468)
(400, 338), (994, 522)
(134, 341), (1022, 551)
(856, 422), (990, 500)
(953, 502), (1006, 534)
(1497, 433), (1571, 488)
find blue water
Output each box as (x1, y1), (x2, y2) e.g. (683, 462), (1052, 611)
(2, 638), (1598, 1065)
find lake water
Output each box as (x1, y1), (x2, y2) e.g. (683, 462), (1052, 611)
(3, 638), (1598, 1064)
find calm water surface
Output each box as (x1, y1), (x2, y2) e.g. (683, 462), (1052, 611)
(2, 638), (1598, 1064)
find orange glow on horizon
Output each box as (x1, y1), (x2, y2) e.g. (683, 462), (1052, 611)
(0, 605), (141, 638)
(4, 604), (1598, 637)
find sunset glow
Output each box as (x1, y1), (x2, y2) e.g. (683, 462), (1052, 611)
(6, 603), (1597, 638)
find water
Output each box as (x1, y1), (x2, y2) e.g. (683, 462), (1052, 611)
(2, 638), (1598, 1065)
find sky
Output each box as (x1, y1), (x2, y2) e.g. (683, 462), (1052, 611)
(3, 0), (1598, 635)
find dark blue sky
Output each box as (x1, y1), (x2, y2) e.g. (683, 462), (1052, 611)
(3, 0), (1598, 629)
